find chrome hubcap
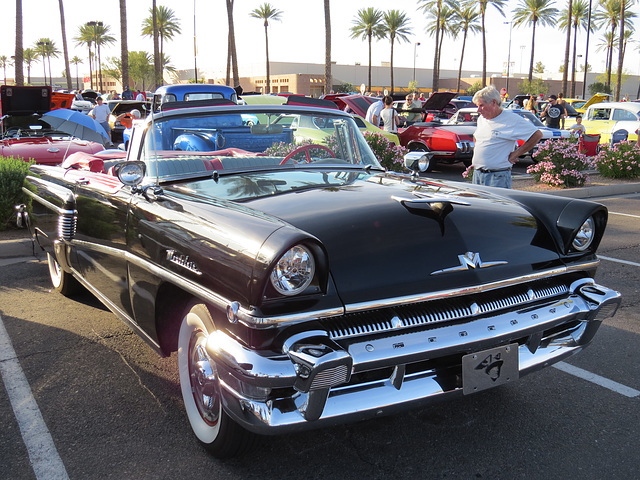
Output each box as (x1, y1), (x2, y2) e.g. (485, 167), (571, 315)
(189, 333), (220, 425)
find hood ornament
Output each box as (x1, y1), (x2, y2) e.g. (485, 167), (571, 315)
(431, 252), (507, 275)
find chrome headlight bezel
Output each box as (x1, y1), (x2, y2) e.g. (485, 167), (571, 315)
(572, 217), (595, 251)
(270, 244), (316, 296)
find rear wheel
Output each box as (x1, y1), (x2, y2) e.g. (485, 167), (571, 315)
(411, 144), (435, 172)
(177, 303), (256, 458)
(47, 252), (81, 296)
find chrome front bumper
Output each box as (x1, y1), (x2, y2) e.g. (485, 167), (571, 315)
(205, 279), (621, 435)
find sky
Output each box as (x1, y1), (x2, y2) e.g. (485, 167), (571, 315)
(2, 0), (640, 85)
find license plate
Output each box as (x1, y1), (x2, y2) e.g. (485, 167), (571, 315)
(462, 344), (519, 395)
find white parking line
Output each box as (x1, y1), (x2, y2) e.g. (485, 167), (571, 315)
(0, 315), (69, 480)
(599, 255), (640, 268)
(609, 211), (640, 219)
(553, 362), (640, 398)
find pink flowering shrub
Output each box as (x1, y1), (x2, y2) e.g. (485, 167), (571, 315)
(593, 141), (640, 179)
(462, 164), (474, 182)
(363, 132), (408, 172)
(527, 139), (593, 188)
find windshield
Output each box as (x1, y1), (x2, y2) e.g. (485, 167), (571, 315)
(140, 107), (381, 181)
(511, 110), (545, 127)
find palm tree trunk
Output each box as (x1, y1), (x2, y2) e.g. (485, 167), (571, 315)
(390, 37), (395, 95)
(15, 0), (24, 86)
(561, 0), (572, 94)
(226, 37), (231, 85)
(226, 0), (239, 86)
(324, 0), (332, 95)
(120, 0), (129, 91)
(528, 22), (536, 84)
(606, 22), (615, 87)
(152, 0), (162, 89)
(615, 1), (625, 100)
(481, 10), (487, 88)
(88, 45), (93, 90)
(367, 34), (372, 93)
(570, 21), (578, 97)
(432, 2), (441, 92)
(58, 0), (72, 90)
(457, 30), (468, 94)
(264, 23), (270, 94)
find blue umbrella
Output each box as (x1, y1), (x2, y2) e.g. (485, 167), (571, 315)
(41, 108), (110, 144)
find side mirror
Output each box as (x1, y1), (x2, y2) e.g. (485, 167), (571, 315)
(114, 161), (146, 186)
(404, 151), (434, 173)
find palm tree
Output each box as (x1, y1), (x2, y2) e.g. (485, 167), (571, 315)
(22, 47), (38, 84)
(559, 0), (590, 96)
(70, 55), (83, 90)
(74, 24), (95, 89)
(250, 3), (283, 94)
(324, 0), (332, 95)
(151, 0), (162, 89)
(15, 0), (24, 85)
(57, 0), (72, 90)
(119, 0), (130, 93)
(615, 0), (636, 100)
(594, 0), (635, 88)
(560, 0), (573, 94)
(34, 38), (59, 86)
(0, 56), (8, 85)
(513, 0), (559, 83)
(226, 0), (239, 87)
(417, 0), (443, 91)
(453, 4), (482, 93)
(142, 5), (181, 80)
(478, 0), (506, 87)
(92, 23), (116, 93)
(425, 4), (458, 92)
(382, 10), (412, 95)
(350, 7), (385, 93)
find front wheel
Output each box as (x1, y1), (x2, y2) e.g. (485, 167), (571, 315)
(177, 303), (255, 458)
(47, 252), (81, 296)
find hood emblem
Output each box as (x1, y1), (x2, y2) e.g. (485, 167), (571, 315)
(431, 252), (507, 276)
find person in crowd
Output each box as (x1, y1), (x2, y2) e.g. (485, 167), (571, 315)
(365, 97), (384, 127)
(122, 85), (134, 100)
(403, 93), (422, 124)
(115, 109), (143, 149)
(524, 94), (538, 115)
(380, 95), (400, 133)
(471, 86), (543, 189)
(557, 92), (569, 128)
(569, 115), (586, 135)
(540, 95), (564, 129)
(135, 90), (146, 101)
(89, 97), (112, 143)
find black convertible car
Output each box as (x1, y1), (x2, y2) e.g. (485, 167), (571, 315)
(17, 98), (621, 457)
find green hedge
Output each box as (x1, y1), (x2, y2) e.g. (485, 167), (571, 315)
(0, 156), (33, 231)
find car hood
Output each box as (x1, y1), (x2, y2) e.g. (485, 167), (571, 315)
(177, 172), (562, 307)
(580, 93), (611, 111)
(422, 92), (458, 111)
(0, 137), (104, 165)
(339, 95), (376, 117)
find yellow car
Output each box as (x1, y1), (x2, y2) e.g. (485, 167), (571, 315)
(579, 101), (640, 143)
(563, 93), (611, 113)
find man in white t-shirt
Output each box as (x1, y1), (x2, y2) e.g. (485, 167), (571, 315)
(471, 86), (543, 188)
(365, 98), (384, 127)
(89, 97), (112, 143)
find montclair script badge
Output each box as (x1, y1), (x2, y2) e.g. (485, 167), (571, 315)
(431, 252), (507, 276)
(166, 249), (202, 275)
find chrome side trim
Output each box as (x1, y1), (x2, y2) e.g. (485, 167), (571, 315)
(22, 187), (75, 217)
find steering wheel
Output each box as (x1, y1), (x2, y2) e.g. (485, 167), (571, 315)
(280, 144), (336, 165)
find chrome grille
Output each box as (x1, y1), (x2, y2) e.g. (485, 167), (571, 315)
(310, 365), (350, 390)
(325, 279), (571, 341)
(57, 211), (77, 241)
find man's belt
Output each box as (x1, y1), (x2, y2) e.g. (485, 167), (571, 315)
(476, 167), (512, 173)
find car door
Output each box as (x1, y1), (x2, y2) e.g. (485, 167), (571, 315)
(612, 108), (640, 140)
(67, 169), (135, 319)
(585, 106), (614, 141)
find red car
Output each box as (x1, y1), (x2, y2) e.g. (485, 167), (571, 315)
(397, 92), (475, 172)
(1, 86), (105, 166)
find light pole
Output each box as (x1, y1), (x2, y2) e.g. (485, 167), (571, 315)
(519, 45), (525, 74)
(193, 0), (198, 83)
(87, 21), (103, 93)
(37, 41), (49, 86)
(413, 42), (421, 85)
(504, 22), (513, 94)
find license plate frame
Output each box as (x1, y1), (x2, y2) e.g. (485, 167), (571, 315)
(462, 344), (519, 395)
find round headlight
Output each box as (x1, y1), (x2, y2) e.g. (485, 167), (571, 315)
(270, 245), (315, 296)
(572, 217), (595, 251)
